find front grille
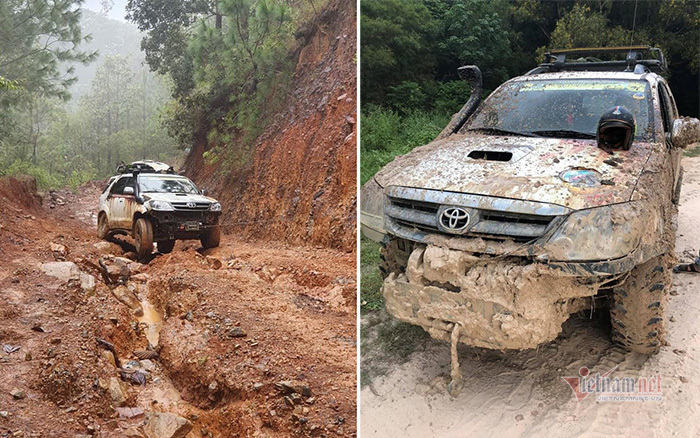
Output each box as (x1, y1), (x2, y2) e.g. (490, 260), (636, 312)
(171, 202), (210, 212)
(385, 189), (563, 242)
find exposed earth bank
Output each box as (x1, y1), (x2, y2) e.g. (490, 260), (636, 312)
(0, 179), (356, 437)
(184, 0), (357, 253)
(360, 155), (700, 437)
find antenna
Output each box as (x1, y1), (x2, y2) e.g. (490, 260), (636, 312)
(629, 0), (639, 46)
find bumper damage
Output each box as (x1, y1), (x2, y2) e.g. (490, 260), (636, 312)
(383, 245), (605, 351)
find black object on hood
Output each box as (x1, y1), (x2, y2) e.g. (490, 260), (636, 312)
(597, 105), (636, 153)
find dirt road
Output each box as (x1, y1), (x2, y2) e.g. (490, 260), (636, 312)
(0, 179), (356, 437)
(360, 155), (700, 438)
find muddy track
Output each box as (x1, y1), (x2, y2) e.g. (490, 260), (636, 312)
(360, 155), (700, 438)
(0, 180), (356, 437)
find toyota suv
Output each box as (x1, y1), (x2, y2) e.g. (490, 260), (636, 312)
(360, 46), (700, 395)
(98, 161), (222, 258)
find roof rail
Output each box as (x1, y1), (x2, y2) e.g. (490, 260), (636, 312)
(526, 46), (668, 76)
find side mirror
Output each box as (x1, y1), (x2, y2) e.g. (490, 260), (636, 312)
(671, 117), (700, 148)
(123, 186), (134, 195)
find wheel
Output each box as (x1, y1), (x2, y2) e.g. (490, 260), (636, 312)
(200, 225), (221, 249)
(97, 212), (109, 240)
(379, 238), (413, 279)
(610, 254), (671, 354)
(158, 239), (175, 254)
(672, 167), (683, 205)
(133, 218), (154, 259)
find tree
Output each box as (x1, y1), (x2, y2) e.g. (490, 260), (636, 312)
(360, 0), (438, 104)
(0, 0), (96, 102)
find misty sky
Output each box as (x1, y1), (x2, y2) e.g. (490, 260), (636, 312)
(82, 0), (128, 22)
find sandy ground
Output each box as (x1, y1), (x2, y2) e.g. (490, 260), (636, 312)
(360, 155), (700, 438)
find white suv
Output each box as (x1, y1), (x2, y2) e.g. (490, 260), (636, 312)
(98, 162), (222, 258)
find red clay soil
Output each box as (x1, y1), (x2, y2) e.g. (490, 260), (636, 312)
(184, 0), (357, 253)
(0, 176), (357, 437)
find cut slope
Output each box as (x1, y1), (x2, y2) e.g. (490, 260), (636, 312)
(185, 0), (357, 252)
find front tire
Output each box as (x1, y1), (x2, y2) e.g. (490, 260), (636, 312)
(97, 212), (109, 240)
(134, 218), (154, 259)
(610, 255), (671, 354)
(379, 238), (413, 279)
(200, 226), (221, 249)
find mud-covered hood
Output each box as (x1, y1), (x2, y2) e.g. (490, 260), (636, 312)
(374, 134), (654, 210)
(141, 192), (218, 204)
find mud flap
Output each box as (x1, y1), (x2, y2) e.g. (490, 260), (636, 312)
(447, 323), (464, 397)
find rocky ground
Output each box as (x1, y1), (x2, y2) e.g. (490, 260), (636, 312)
(360, 155), (700, 437)
(0, 177), (356, 438)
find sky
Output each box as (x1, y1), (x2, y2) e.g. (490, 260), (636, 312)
(82, 0), (129, 22)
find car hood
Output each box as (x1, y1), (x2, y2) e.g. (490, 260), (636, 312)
(141, 192), (218, 204)
(374, 134), (654, 210)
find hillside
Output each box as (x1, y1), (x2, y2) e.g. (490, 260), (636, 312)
(184, 0), (357, 253)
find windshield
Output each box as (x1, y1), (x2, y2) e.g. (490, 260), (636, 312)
(463, 79), (653, 140)
(138, 175), (199, 194)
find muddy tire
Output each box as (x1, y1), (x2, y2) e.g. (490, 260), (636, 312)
(97, 212), (109, 240)
(200, 226), (221, 249)
(379, 238), (413, 279)
(610, 255), (671, 354)
(134, 218), (154, 259)
(158, 239), (175, 254)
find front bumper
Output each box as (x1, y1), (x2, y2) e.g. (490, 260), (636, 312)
(149, 210), (220, 240)
(383, 245), (606, 350)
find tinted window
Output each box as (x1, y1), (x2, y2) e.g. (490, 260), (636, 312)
(138, 176), (199, 194)
(110, 177), (135, 195)
(464, 79), (653, 140)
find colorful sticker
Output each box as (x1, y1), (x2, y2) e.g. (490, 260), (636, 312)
(632, 92), (645, 100)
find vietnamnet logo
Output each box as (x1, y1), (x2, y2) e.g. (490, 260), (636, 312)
(562, 366), (663, 402)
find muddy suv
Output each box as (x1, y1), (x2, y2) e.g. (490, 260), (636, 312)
(361, 47), (700, 389)
(98, 161), (222, 258)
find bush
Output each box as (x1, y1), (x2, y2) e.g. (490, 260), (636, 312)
(360, 106), (450, 184)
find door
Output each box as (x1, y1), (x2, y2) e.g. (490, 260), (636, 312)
(108, 176), (135, 229)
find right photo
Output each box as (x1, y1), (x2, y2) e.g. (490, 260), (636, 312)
(359, 1), (700, 436)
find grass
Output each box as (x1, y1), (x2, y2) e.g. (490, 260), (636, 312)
(360, 106), (450, 185)
(360, 236), (384, 313)
(684, 144), (700, 157)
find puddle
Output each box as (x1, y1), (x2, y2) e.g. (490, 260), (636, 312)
(137, 299), (163, 347)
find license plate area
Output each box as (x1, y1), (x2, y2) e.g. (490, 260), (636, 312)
(184, 221), (200, 231)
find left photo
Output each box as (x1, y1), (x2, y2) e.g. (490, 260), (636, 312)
(0, 0), (357, 436)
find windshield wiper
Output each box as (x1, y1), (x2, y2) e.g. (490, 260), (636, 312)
(467, 127), (536, 137)
(530, 130), (597, 139)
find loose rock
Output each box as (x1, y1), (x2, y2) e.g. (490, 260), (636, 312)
(144, 412), (193, 438)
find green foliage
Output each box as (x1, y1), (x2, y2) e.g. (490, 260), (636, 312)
(360, 0), (438, 104)
(360, 237), (384, 312)
(361, 106), (449, 184)
(0, 0), (96, 102)
(361, 0), (700, 117)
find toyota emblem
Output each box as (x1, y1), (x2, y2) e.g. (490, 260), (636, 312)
(186, 202), (197, 208)
(439, 207), (470, 233)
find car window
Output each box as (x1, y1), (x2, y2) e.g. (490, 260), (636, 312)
(110, 177), (135, 195)
(464, 79), (653, 140)
(102, 177), (116, 193)
(138, 175), (199, 194)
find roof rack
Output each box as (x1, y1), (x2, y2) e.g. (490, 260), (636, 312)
(116, 160), (175, 175)
(526, 46), (668, 76)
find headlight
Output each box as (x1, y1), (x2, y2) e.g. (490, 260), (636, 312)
(147, 200), (174, 211)
(209, 202), (222, 212)
(360, 177), (386, 242)
(543, 201), (656, 262)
